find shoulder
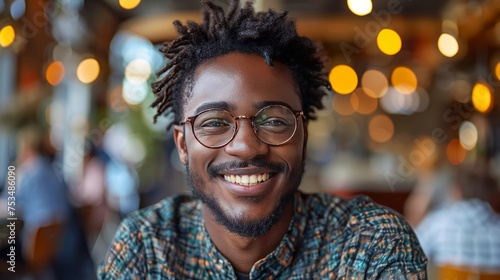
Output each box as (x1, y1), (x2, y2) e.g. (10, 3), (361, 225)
(98, 194), (197, 279)
(300, 192), (411, 234)
(124, 193), (197, 232)
(299, 193), (427, 277)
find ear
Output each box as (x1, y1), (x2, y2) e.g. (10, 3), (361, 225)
(173, 125), (188, 165)
(302, 119), (309, 160)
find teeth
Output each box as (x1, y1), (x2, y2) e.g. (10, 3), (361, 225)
(249, 175), (257, 184)
(223, 173), (271, 186)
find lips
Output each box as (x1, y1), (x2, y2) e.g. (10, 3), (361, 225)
(223, 173), (271, 186)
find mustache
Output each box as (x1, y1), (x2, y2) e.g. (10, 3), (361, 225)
(207, 160), (288, 179)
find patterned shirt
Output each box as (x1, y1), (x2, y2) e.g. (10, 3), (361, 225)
(416, 199), (500, 270)
(98, 192), (427, 279)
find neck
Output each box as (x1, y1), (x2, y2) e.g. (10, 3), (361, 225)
(202, 201), (294, 274)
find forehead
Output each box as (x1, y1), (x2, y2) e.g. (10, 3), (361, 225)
(183, 53), (301, 116)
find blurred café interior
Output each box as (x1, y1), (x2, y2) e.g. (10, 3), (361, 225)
(0, 0), (499, 279)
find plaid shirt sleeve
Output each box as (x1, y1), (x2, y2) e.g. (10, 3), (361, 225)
(97, 219), (149, 280)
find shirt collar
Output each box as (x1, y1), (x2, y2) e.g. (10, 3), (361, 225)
(195, 191), (307, 278)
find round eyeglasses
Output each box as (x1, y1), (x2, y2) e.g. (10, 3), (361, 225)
(181, 105), (305, 149)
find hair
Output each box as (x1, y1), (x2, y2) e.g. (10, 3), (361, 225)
(456, 166), (499, 203)
(18, 124), (43, 153)
(151, 0), (329, 129)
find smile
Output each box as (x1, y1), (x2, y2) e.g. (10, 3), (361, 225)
(223, 173), (271, 186)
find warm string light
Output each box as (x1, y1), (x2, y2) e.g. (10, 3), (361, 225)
(459, 121), (478, 151)
(368, 114), (394, 143)
(77, 58), (100, 84)
(347, 0), (372, 16)
(45, 61), (65, 86)
(119, 0), (141, 10)
(0, 25), (15, 48)
(438, 33), (459, 58)
(472, 82), (493, 114)
(329, 65), (358, 95)
(391, 67), (418, 94)
(351, 88), (378, 115)
(361, 69), (389, 98)
(447, 138), (466, 165)
(377, 29), (402, 55)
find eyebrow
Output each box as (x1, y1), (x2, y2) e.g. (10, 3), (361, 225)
(194, 102), (236, 115)
(254, 101), (297, 111)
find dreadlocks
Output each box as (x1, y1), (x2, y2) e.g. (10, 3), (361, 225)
(151, 0), (329, 129)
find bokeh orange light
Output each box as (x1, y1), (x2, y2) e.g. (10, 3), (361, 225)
(472, 82), (493, 114)
(361, 69), (389, 98)
(368, 114), (394, 143)
(45, 61), (65, 86)
(446, 138), (466, 165)
(351, 88), (377, 115)
(377, 29), (402, 55)
(119, 0), (141, 10)
(391, 66), (417, 94)
(77, 58), (100, 84)
(0, 25), (15, 48)
(329, 65), (358, 94)
(332, 93), (356, 116)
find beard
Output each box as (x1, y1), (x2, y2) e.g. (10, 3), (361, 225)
(185, 159), (304, 238)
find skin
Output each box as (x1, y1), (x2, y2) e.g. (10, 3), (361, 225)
(173, 53), (307, 274)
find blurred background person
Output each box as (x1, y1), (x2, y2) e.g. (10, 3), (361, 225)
(416, 163), (500, 277)
(0, 124), (70, 277)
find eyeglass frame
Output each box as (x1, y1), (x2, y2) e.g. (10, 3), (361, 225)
(180, 104), (305, 149)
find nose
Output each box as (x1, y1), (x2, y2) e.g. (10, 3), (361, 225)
(224, 119), (269, 159)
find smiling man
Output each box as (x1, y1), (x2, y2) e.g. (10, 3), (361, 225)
(98, 1), (427, 279)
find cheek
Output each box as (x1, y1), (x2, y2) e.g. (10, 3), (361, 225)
(186, 141), (215, 175)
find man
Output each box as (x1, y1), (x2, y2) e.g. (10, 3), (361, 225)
(98, 1), (427, 279)
(416, 166), (500, 273)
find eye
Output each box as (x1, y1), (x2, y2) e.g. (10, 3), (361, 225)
(259, 118), (289, 127)
(258, 117), (290, 127)
(200, 119), (230, 127)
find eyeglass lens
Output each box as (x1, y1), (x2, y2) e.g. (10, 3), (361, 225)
(192, 106), (297, 148)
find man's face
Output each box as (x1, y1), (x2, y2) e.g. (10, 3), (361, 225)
(174, 53), (306, 237)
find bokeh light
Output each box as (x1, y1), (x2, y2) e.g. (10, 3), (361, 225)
(438, 33), (459, 57)
(391, 66), (417, 94)
(125, 59), (152, 85)
(10, 0), (25, 20)
(380, 87), (420, 114)
(368, 114), (394, 143)
(119, 0), (141, 10)
(122, 79), (147, 105)
(351, 88), (378, 115)
(377, 29), (402, 55)
(447, 138), (466, 165)
(347, 0), (372, 16)
(0, 25), (15, 48)
(332, 93), (356, 116)
(77, 58), (100, 84)
(329, 65), (358, 94)
(45, 61), (65, 86)
(459, 121), (478, 151)
(472, 82), (493, 113)
(361, 69), (389, 98)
